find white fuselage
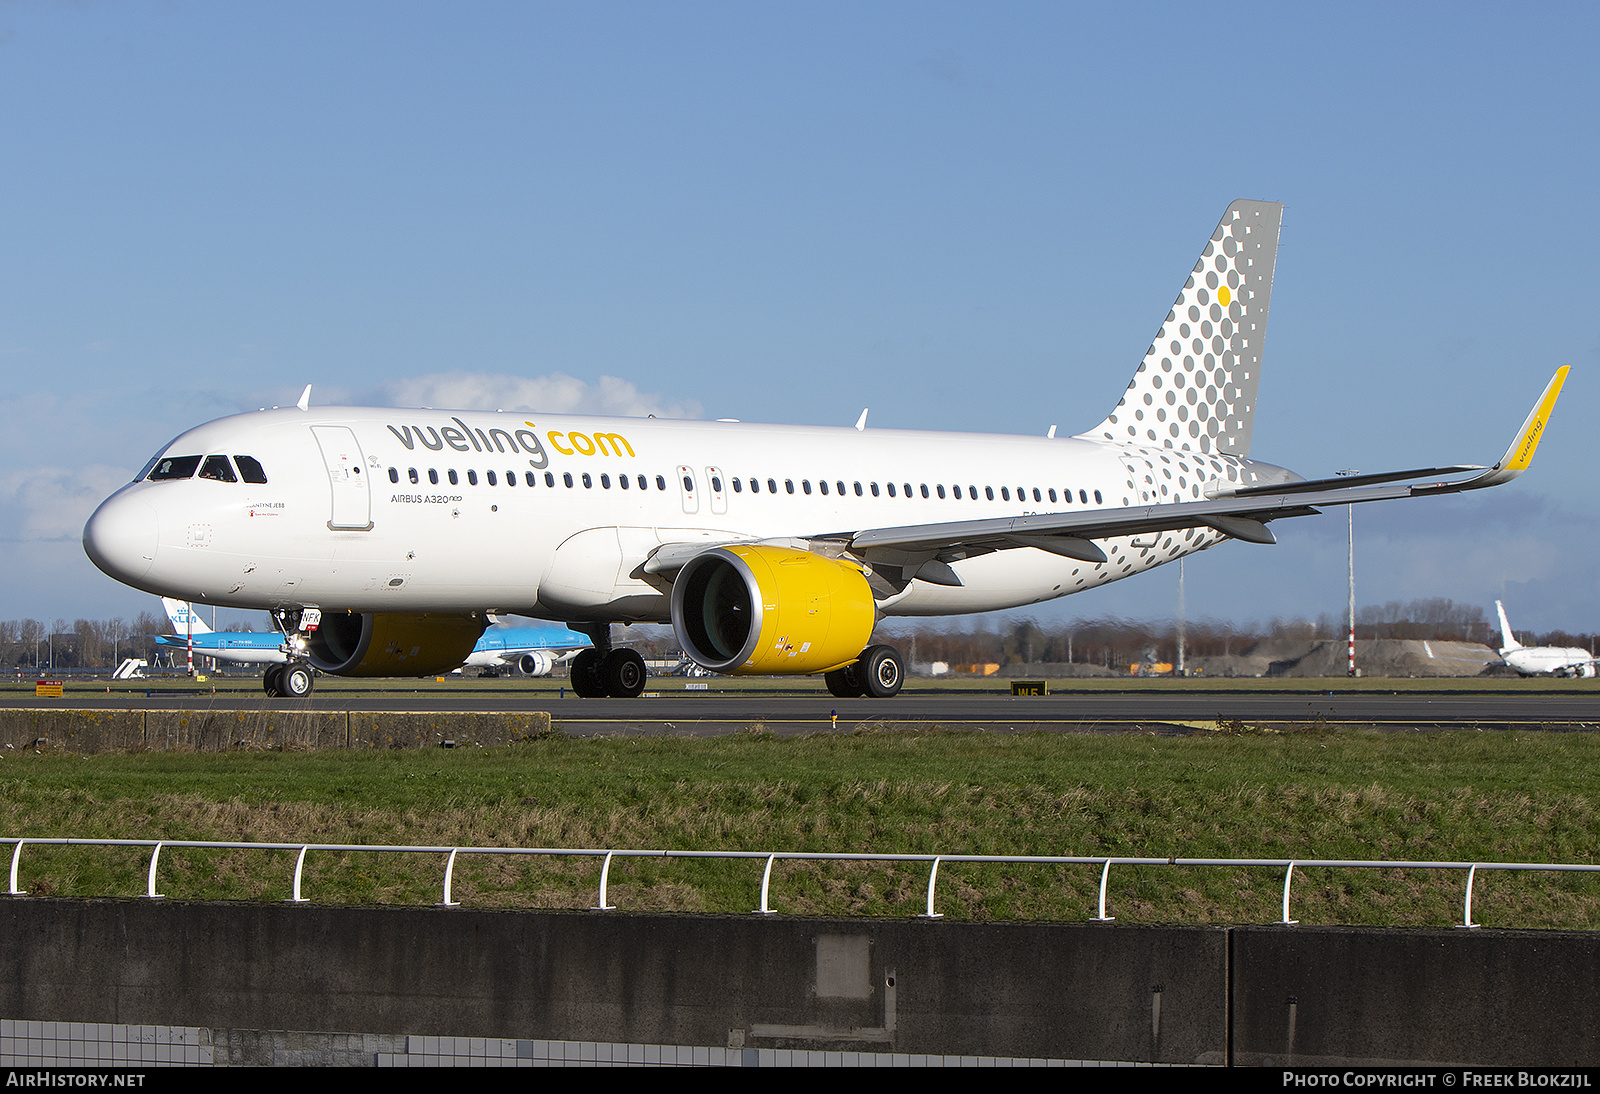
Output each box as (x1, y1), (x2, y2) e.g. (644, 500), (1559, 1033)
(84, 407), (1287, 622)
(1501, 646), (1597, 678)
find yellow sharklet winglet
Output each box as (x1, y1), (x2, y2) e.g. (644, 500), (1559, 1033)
(1503, 365), (1568, 471)
(1472, 366), (1568, 488)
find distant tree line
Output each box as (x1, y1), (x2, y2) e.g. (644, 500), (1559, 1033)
(0, 614), (176, 672)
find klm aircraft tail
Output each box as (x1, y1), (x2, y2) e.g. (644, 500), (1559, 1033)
(162, 598), (212, 635)
(1083, 199), (1284, 457)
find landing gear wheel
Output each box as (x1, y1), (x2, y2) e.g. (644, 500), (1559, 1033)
(263, 664), (284, 697)
(569, 648), (607, 698)
(825, 664), (866, 698)
(858, 645), (904, 698)
(281, 662), (314, 698)
(603, 649), (647, 698)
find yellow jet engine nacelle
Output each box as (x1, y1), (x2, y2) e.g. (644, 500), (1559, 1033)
(670, 545), (877, 675)
(304, 612), (487, 678)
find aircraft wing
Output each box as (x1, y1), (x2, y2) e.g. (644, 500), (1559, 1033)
(638, 369), (1566, 588)
(848, 367), (1568, 581)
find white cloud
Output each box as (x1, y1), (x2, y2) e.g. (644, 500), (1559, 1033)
(377, 371), (701, 420)
(0, 464), (131, 542)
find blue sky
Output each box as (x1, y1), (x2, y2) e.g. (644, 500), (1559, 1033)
(2, 2), (1596, 634)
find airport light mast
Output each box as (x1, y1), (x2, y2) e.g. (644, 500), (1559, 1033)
(1338, 470), (1360, 677)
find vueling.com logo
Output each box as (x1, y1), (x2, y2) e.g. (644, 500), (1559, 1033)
(385, 418), (637, 469)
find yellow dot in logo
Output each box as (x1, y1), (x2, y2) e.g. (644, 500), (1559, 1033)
(1217, 285), (1232, 306)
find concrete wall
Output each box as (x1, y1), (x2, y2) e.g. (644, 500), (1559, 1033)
(0, 899), (1226, 1064)
(0, 708), (554, 752)
(3, 899), (1598, 1064)
(1232, 925), (1600, 1067)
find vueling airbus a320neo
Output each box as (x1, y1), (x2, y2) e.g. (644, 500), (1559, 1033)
(83, 201), (1568, 699)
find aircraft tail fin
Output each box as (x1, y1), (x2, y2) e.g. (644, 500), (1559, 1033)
(1083, 199), (1284, 457)
(1495, 600), (1522, 651)
(161, 598), (212, 635)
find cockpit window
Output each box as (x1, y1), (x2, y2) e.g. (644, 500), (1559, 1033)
(199, 455), (238, 483)
(148, 456), (202, 481)
(234, 456), (268, 484)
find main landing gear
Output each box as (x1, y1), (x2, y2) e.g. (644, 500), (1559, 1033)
(824, 644), (905, 699)
(568, 624), (648, 698)
(264, 661), (314, 698)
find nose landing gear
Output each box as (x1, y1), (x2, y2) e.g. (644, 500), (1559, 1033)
(264, 661), (315, 698)
(263, 608), (317, 698)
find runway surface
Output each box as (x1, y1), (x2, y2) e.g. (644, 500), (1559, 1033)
(8, 685), (1599, 736)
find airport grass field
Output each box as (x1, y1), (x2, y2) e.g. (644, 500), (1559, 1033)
(2, 706), (1599, 929)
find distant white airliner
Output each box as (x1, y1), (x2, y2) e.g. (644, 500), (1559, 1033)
(155, 597), (590, 692)
(1495, 600), (1595, 678)
(83, 200), (1568, 700)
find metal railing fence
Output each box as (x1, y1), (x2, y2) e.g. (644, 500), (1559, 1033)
(5, 836), (1597, 928)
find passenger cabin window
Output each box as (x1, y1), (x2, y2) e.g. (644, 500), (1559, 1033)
(448, 470), (459, 485)
(467, 470), (478, 486)
(526, 472), (537, 486)
(198, 455), (237, 483)
(487, 471), (498, 486)
(429, 469), (439, 485)
(234, 456), (268, 484)
(149, 456), (202, 481)
(388, 468), (399, 483)
(408, 468), (419, 484)
(656, 476), (667, 491)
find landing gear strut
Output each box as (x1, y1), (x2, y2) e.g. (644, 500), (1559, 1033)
(825, 644), (904, 699)
(569, 625), (648, 698)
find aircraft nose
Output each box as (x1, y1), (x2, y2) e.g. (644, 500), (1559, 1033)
(83, 493), (159, 585)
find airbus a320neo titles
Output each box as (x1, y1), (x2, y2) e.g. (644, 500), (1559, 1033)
(83, 200), (1569, 699)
